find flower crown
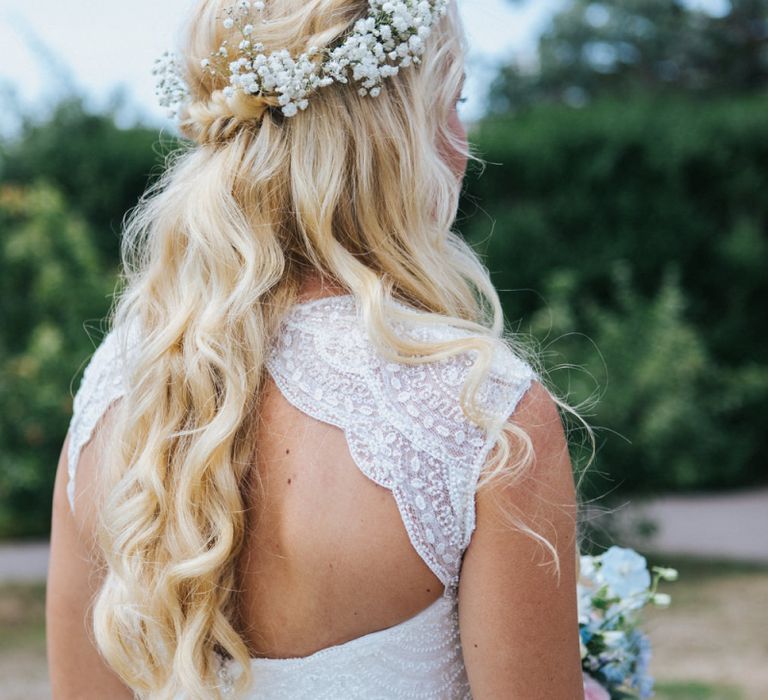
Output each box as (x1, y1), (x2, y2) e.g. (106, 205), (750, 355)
(153, 0), (449, 120)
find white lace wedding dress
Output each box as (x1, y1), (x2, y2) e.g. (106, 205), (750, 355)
(67, 293), (536, 699)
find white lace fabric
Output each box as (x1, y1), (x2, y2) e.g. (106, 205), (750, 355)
(67, 293), (536, 699)
(215, 595), (470, 699)
(66, 316), (141, 513)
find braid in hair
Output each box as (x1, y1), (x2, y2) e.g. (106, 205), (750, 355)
(179, 89), (282, 144)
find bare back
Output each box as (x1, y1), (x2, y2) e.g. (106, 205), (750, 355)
(234, 373), (444, 658)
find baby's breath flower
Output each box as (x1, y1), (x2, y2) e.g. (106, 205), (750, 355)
(154, 0), (449, 120)
(152, 51), (190, 117)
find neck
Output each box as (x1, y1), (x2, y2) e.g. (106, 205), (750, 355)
(296, 270), (348, 303)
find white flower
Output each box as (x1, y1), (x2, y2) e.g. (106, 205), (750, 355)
(654, 566), (679, 581)
(600, 630), (625, 647)
(652, 592), (671, 607)
(154, 0), (449, 118)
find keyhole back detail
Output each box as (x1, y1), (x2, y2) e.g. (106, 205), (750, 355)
(234, 371), (446, 660)
(229, 294), (535, 659)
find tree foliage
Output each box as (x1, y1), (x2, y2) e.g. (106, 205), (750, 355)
(0, 97), (177, 537)
(0, 96), (174, 263)
(462, 94), (768, 498)
(0, 184), (114, 537)
(492, 0), (768, 112)
(0, 81), (766, 536)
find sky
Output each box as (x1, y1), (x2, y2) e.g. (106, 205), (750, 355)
(0, 0), (564, 134)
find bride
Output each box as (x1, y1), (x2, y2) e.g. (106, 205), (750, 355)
(46, 0), (584, 697)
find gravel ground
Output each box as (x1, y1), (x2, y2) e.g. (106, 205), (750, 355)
(644, 561), (768, 700)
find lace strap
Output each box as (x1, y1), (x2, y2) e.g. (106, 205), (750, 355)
(66, 321), (138, 515)
(458, 350), (536, 551)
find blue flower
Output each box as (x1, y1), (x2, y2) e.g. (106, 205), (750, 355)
(599, 546), (651, 599)
(600, 655), (631, 686)
(631, 630), (654, 699)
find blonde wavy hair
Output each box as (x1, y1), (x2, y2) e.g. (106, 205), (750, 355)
(89, 0), (590, 697)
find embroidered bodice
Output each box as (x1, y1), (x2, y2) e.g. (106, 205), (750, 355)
(66, 293), (536, 699)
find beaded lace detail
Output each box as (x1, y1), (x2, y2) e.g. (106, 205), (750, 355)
(215, 595), (471, 699)
(67, 293), (536, 698)
(264, 294), (536, 595)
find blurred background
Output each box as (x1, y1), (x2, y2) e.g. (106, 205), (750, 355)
(0, 0), (766, 698)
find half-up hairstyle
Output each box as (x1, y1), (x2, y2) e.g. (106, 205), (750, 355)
(88, 0), (589, 697)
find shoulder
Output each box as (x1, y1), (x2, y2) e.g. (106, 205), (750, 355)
(457, 377), (583, 695)
(466, 377), (576, 576)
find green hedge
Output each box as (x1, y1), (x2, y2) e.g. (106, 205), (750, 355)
(0, 185), (114, 537)
(1, 94), (766, 538)
(461, 94), (768, 498)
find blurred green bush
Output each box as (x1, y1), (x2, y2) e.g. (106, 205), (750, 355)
(0, 184), (113, 537)
(462, 94), (768, 500)
(1, 96), (170, 264)
(0, 94), (766, 537)
(0, 98), (173, 537)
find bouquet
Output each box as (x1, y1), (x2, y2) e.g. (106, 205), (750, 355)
(578, 546), (678, 699)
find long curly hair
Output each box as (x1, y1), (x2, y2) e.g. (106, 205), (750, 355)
(88, 0), (591, 697)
